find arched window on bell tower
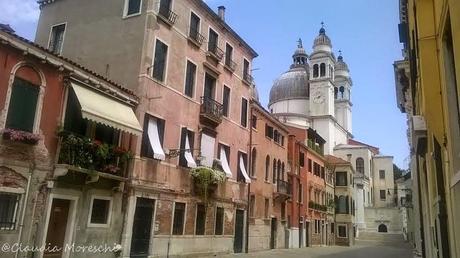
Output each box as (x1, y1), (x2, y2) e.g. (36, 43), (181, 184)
(320, 63), (326, 77)
(313, 64), (319, 78)
(339, 86), (345, 99)
(334, 87), (338, 99)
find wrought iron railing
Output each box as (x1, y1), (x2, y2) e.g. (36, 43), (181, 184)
(188, 28), (205, 46)
(158, 8), (178, 25)
(200, 96), (223, 122)
(207, 44), (224, 60)
(243, 72), (253, 85)
(225, 58), (237, 71)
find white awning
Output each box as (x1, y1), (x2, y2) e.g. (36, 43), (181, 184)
(239, 155), (251, 183)
(184, 134), (197, 168)
(147, 117), (165, 160)
(70, 82), (142, 135)
(220, 148), (232, 178)
(200, 133), (215, 167)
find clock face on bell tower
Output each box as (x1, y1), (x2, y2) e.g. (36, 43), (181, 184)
(313, 91), (325, 104)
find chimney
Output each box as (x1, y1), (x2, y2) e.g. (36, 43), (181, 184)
(218, 6), (225, 21)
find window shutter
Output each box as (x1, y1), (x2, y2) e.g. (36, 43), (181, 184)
(179, 128), (187, 167)
(6, 78), (39, 132)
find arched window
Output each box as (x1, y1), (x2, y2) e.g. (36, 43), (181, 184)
(272, 159), (277, 183)
(378, 224), (388, 233)
(356, 158), (364, 174)
(337, 195), (347, 214)
(251, 148), (257, 177)
(339, 86), (345, 98)
(281, 162), (285, 180)
(5, 66), (42, 133)
(265, 155), (270, 181)
(277, 160), (281, 183)
(334, 87), (338, 99)
(320, 63), (326, 77)
(313, 64), (319, 78)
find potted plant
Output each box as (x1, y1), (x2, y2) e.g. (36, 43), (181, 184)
(191, 166), (226, 203)
(2, 128), (41, 145)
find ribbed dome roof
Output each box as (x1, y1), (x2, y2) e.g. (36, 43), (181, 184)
(335, 54), (349, 71)
(269, 67), (309, 105)
(313, 28), (332, 48)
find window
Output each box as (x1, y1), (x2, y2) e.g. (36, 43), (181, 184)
(334, 87), (338, 99)
(179, 128), (196, 168)
(203, 73), (216, 100)
(184, 61), (196, 98)
(159, 0), (172, 17)
(265, 155), (270, 181)
(298, 181), (303, 203)
(241, 98), (248, 127)
(222, 86), (230, 117)
(225, 43), (233, 66)
(208, 28), (218, 53)
(189, 12), (200, 39)
(251, 115), (257, 129)
(6, 77), (39, 132)
(218, 143), (232, 177)
(337, 196), (347, 214)
(215, 207), (224, 235)
(195, 204), (206, 235)
(243, 59), (250, 80)
(320, 63), (326, 77)
(172, 202), (186, 235)
(249, 195), (255, 217)
(264, 198), (269, 218)
(299, 152), (305, 167)
(265, 125), (274, 138)
(338, 225), (347, 238)
(140, 114), (166, 160)
(313, 64), (319, 78)
(124, 0), (141, 16)
(272, 159), (277, 183)
(0, 193), (19, 230)
(237, 151), (250, 183)
(152, 39), (168, 82)
(88, 197), (112, 226)
(356, 158), (364, 174)
(335, 172), (348, 186)
(308, 159), (312, 172)
(379, 170), (385, 179)
(380, 190), (386, 200)
(250, 148), (257, 178)
(320, 166), (325, 179)
(49, 23), (66, 54)
(331, 222), (335, 234)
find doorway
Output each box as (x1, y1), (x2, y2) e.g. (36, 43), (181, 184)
(305, 221), (310, 247)
(130, 198), (155, 257)
(234, 209), (245, 253)
(44, 199), (71, 258)
(378, 224), (388, 233)
(203, 73), (216, 100)
(270, 218), (277, 249)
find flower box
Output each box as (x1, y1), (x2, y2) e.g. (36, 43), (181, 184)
(2, 129), (40, 145)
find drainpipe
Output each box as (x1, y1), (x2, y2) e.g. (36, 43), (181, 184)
(16, 163), (34, 258)
(245, 104), (253, 253)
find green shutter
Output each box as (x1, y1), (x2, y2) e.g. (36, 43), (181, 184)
(6, 78), (39, 132)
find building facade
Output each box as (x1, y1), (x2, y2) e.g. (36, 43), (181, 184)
(394, 0), (460, 257)
(0, 26), (142, 258)
(35, 0), (259, 256)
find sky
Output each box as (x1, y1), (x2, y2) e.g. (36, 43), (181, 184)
(0, 0), (409, 169)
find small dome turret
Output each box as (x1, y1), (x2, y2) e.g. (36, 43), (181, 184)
(312, 23), (332, 53)
(291, 38), (308, 68)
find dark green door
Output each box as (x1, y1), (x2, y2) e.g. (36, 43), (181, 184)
(130, 198), (155, 257)
(234, 209), (245, 253)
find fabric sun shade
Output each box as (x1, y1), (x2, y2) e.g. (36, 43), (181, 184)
(239, 155), (251, 183)
(147, 117), (166, 160)
(220, 148), (232, 178)
(184, 134), (197, 168)
(70, 82), (142, 135)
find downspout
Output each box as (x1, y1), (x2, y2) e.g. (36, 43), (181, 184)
(245, 104), (253, 253)
(297, 141), (301, 247)
(16, 163), (34, 258)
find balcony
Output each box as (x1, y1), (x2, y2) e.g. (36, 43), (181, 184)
(274, 180), (291, 201)
(207, 45), (224, 62)
(224, 58), (237, 73)
(200, 96), (223, 128)
(158, 8), (178, 27)
(54, 132), (129, 183)
(243, 72), (253, 86)
(307, 139), (324, 156)
(188, 28), (205, 48)
(308, 201), (327, 212)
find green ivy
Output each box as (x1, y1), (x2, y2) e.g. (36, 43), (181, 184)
(191, 166), (226, 203)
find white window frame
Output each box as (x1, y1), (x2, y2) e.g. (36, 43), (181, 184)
(171, 201), (187, 235)
(202, 72), (217, 100)
(0, 188), (23, 231)
(123, 0), (143, 18)
(207, 26), (220, 52)
(188, 10), (202, 35)
(240, 97), (248, 128)
(151, 37), (170, 84)
(87, 195), (113, 228)
(47, 22), (67, 55)
(337, 224), (348, 238)
(183, 58), (197, 99)
(214, 206), (225, 235)
(222, 85), (231, 118)
(194, 203), (206, 235)
(242, 57), (251, 78)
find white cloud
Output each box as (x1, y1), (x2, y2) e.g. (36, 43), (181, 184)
(0, 0), (40, 24)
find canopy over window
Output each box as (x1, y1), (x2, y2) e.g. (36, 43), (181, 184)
(184, 134), (197, 168)
(239, 155), (251, 183)
(70, 82), (142, 135)
(220, 148), (232, 178)
(147, 117), (165, 160)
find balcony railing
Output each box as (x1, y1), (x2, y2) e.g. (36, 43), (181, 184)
(207, 44), (224, 61)
(307, 139), (324, 155)
(224, 58), (237, 72)
(188, 28), (205, 47)
(277, 180), (291, 196)
(56, 132), (130, 178)
(158, 8), (178, 26)
(243, 72), (253, 85)
(308, 201), (327, 212)
(200, 96), (223, 127)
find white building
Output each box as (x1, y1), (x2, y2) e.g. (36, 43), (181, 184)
(268, 25), (399, 237)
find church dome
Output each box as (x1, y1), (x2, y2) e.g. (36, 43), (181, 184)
(335, 53), (349, 71)
(313, 27), (332, 48)
(269, 66), (309, 105)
